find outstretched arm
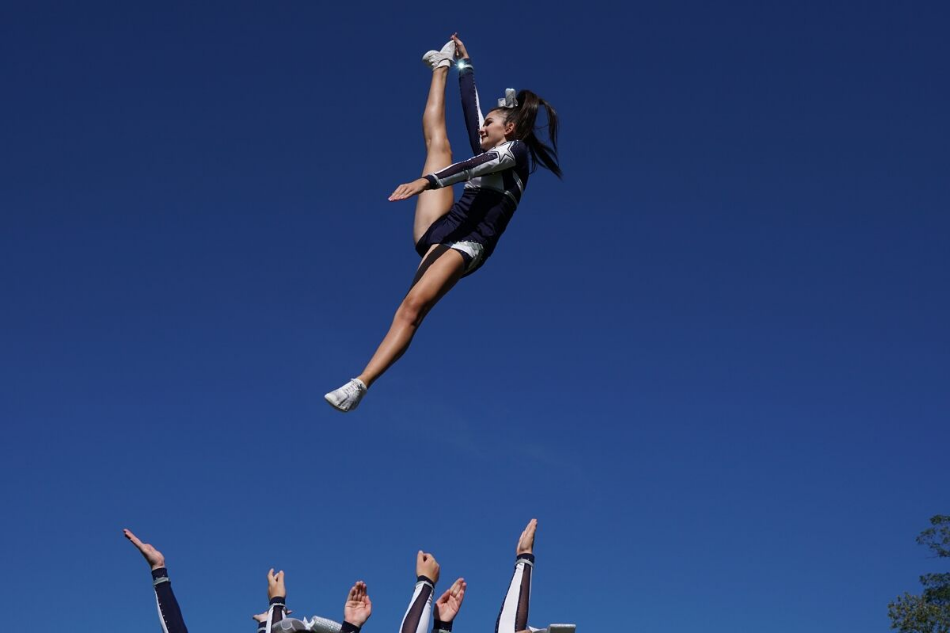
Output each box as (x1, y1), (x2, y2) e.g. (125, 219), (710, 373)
(398, 552), (441, 633)
(496, 520), (537, 633)
(253, 568), (289, 633)
(124, 528), (190, 633)
(452, 34), (484, 156)
(389, 140), (527, 201)
(422, 141), (525, 191)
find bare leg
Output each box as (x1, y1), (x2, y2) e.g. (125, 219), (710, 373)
(324, 65), (462, 412)
(358, 67), (460, 386)
(357, 246), (466, 387)
(413, 66), (455, 244)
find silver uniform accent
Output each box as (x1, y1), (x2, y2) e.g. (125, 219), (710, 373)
(270, 616), (343, 633)
(511, 170), (525, 196)
(463, 141), (520, 197)
(449, 240), (485, 273)
(533, 625), (577, 633)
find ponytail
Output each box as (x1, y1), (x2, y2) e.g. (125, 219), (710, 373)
(494, 90), (562, 179)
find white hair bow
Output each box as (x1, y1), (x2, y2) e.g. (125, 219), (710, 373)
(497, 88), (519, 108)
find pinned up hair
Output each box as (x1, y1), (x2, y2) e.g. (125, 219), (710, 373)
(492, 90), (562, 179)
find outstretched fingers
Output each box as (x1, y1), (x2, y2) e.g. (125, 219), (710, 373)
(344, 581), (372, 627)
(123, 528), (145, 550)
(440, 578), (466, 604)
(434, 578), (467, 623)
(123, 528), (166, 570)
(389, 179), (429, 202)
(516, 519), (538, 556)
(390, 184), (409, 201)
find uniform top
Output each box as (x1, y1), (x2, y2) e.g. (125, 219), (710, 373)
(421, 61), (531, 260)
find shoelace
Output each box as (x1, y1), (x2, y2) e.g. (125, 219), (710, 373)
(343, 381), (363, 396)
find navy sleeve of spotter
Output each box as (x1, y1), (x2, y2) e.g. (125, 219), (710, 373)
(152, 568), (189, 633)
(341, 621), (363, 633)
(459, 61), (485, 156)
(434, 620), (454, 633)
(258, 596), (290, 633)
(270, 596), (286, 623)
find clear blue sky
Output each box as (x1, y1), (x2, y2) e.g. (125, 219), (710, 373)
(1, 2), (947, 632)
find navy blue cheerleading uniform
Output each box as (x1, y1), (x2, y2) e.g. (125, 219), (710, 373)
(415, 60), (531, 274)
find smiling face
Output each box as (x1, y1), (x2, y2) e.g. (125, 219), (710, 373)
(480, 109), (516, 150)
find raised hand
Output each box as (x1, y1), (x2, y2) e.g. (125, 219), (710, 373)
(434, 578), (467, 623)
(123, 528), (166, 570)
(389, 178), (429, 202)
(451, 33), (470, 60)
(516, 519), (537, 556)
(268, 568), (286, 599)
(344, 581), (372, 627)
(416, 551), (441, 584)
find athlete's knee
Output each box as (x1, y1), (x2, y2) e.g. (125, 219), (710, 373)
(424, 134), (452, 157)
(396, 292), (432, 328)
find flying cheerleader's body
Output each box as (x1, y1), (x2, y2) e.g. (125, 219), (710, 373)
(325, 33), (562, 413)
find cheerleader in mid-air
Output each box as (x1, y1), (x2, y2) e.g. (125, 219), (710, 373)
(325, 34), (562, 412)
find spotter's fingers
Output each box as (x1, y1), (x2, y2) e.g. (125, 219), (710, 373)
(123, 529), (144, 549)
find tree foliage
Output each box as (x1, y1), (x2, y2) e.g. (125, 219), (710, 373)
(918, 515), (950, 559)
(889, 515), (950, 633)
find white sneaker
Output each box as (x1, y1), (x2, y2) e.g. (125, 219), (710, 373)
(324, 378), (367, 412)
(422, 40), (456, 70)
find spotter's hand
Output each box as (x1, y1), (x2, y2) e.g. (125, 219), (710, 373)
(434, 578), (467, 623)
(516, 518), (537, 556)
(267, 568), (286, 600)
(123, 529), (166, 571)
(344, 581), (373, 627)
(389, 178), (430, 201)
(416, 550), (441, 584)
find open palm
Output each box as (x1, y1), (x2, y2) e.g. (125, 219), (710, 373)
(516, 519), (537, 556)
(124, 528), (165, 570)
(344, 581), (372, 627)
(434, 578), (467, 623)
